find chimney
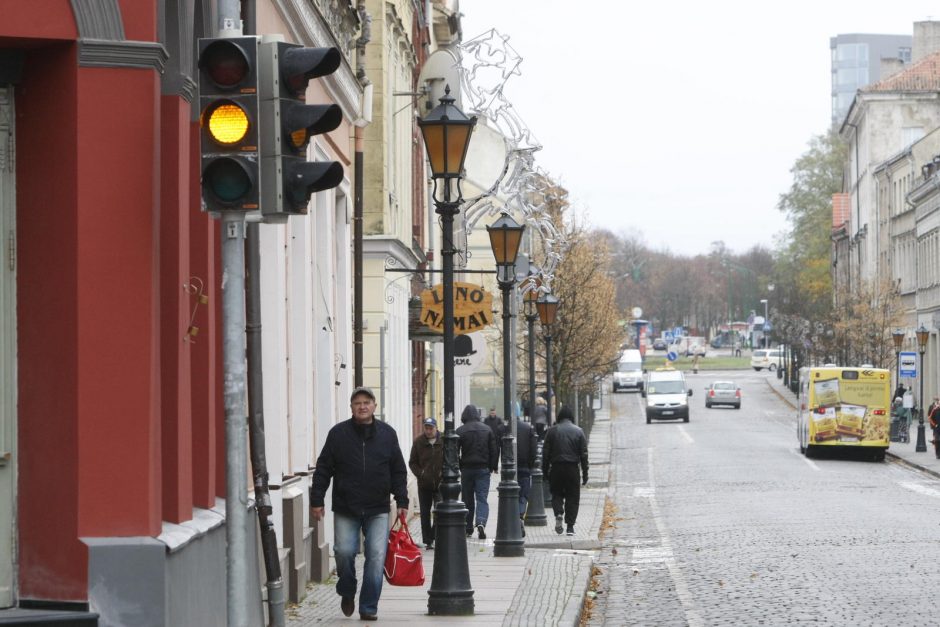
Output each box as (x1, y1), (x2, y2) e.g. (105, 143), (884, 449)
(913, 20), (940, 62)
(832, 193), (850, 229)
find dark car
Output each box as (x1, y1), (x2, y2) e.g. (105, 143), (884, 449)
(652, 338), (668, 351)
(704, 381), (741, 409)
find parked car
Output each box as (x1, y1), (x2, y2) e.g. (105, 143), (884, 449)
(751, 348), (783, 371)
(652, 338), (668, 351)
(704, 381), (741, 409)
(686, 343), (706, 357)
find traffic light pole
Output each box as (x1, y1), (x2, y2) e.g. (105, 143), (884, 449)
(220, 214), (250, 627)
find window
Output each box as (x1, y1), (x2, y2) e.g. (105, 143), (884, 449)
(899, 47), (912, 63)
(902, 126), (925, 148)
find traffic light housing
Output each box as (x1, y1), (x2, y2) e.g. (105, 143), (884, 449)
(197, 37), (261, 212)
(259, 41), (344, 219)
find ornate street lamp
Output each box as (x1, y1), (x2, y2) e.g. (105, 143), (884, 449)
(536, 294), (560, 507)
(916, 325), (930, 453)
(521, 272), (547, 527)
(892, 328), (905, 388)
(419, 85), (476, 616)
(487, 213), (526, 557)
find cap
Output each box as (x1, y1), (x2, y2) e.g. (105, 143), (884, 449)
(423, 418), (437, 426)
(350, 386), (376, 401)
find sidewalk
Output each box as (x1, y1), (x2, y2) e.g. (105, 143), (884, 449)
(287, 404), (611, 626)
(765, 372), (940, 476)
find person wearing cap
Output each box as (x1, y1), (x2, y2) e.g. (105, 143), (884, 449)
(409, 417), (443, 549)
(542, 405), (588, 536)
(310, 386), (409, 622)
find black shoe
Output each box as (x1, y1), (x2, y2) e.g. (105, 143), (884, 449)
(425, 542), (434, 550)
(566, 525), (575, 536)
(340, 597), (354, 617)
(360, 613), (378, 621)
(466, 528), (473, 538)
(477, 523), (486, 539)
(555, 515), (563, 534)
(520, 523), (525, 538)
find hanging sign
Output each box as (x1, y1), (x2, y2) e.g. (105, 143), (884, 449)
(454, 332), (487, 375)
(420, 282), (494, 336)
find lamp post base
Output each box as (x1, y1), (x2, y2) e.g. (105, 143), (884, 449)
(916, 421), (928, 452)
(525, 468), (548, 526)
(493, 478), (524, 557)
(427, 495), (474, 616)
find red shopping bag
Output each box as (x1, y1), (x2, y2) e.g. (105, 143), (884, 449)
(383, 511), (425, 586)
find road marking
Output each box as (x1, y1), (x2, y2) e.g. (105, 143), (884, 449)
(899, 481), (940, 498)
(789, 448), (820, 470)
(677, 426), (694, 443)
(641, 449), (704, 627)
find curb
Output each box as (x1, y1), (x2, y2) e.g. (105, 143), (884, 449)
(561, 553), (595, 626)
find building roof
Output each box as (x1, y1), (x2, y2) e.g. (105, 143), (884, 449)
(863, 50), (940, 92)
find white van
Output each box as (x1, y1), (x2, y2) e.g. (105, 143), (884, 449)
(613, 349), (643, 392)
(751, 348), (783, 371)
(641, 367), (692, 423)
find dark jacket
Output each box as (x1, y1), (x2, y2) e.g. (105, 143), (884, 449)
(409, 432), (443, 491)
(456, 405), (498, 471)
(515, 419), (537, 470)
(542, 417), (588, 478)
(310, 417), (409, 517)
(484, 414), (505, 439)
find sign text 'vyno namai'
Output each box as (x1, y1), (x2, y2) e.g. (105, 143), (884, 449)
(420, 282), (494, 336)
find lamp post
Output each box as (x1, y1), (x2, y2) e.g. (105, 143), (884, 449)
(760, 299), (768, 348)
(487, 213), (526, 557)
(536, 294), (559, 508)
(522, 275), (547, 526)
(892, 328), (905, 388)
(916, 325), (929, 453)
(419, 86), (476, 616)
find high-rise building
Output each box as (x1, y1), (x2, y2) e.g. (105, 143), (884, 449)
(830, 33), (912, 127)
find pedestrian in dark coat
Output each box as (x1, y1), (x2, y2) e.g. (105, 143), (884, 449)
(310, 387), (409, 621)
(484, 407), (505, 439)
(409, 418), (443, 549)
(456, 404), (498, 539)
(542, 406), (588, 536)
(514, 418), (537, 519)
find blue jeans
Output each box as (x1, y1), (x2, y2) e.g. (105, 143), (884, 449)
(461, 467), (491, 532)
(517, 468), (532, 515)
(334, 511), (389, 615)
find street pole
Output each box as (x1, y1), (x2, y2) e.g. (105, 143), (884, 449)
(220, 214), (250, 627)
(524, 308), (547, 526)
(917, 327), (929, 452)
(427, 183), (474, 614)
(493, 265), (523, 557)
(419, 87), (476, 615)
(541, 327), (554, 508)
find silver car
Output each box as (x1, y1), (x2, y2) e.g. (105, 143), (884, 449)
(704, 381), (741, 409)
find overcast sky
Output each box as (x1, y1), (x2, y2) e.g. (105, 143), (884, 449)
(460, 1), (939, 256)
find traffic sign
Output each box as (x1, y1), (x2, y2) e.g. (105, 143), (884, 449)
(900, 351), (917, 378)
(666, 346), (678, 362)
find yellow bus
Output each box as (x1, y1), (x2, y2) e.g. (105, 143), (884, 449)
(796, 366), (891, 461)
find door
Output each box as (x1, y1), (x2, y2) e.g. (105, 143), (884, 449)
(0, 85), (17, 607)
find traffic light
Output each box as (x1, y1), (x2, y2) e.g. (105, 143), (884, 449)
(259, 41), (344, 219)
(197, 36), (262, 212)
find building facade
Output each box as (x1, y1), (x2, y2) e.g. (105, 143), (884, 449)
(830, 32), (911, 128)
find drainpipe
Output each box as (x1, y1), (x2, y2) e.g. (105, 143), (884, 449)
(354, 1), (372, 387)
(243, 5), (285, 626)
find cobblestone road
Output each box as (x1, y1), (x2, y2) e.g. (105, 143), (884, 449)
(587, 370), (940, 626)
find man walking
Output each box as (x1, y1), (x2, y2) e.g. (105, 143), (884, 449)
(484, 407), (505, 440)
(310, 387), (409, 621)
(542, 406), (588, 536)
(531, 396), (549, 439)
(409, 417), (443, 549)
(456, 404), (498, 539)
(514, 414), (537, 529)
